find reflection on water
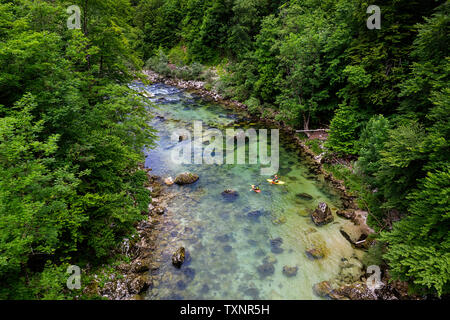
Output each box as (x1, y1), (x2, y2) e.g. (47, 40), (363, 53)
(130, 82), (361, 300)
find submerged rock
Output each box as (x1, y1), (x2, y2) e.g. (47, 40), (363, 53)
(282, 266), (298, 277)
(244, 287), (260, 299)
(174, 172), (199, 185)
(313, 281), (338, 299)
(221, 189), (239, 201)
(296, 193), (314, 200)
(247, 210), (265, 221)
(215, 234), (232, 243)
(172, 247), (185, 268)
(306, 247), (325, 260)
(176, 280), (187, 290)
(257, 262), (275, 278)
(311, 202), (334, 226)
(263, 255), (277, 265)
(270, 237), (284, 254)
(182, 267), (196, 282)
(272, 216), (287, 225)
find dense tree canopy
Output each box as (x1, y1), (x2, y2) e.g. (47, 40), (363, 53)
(0, 0), (155, 299)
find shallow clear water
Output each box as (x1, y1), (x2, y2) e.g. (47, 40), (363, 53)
(130, 82), (360, 300)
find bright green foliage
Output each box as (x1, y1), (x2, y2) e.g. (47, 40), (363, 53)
(0, 0), (155, 299)
(325, 104), (360, 155)
(380, 170), (450, 296)
(357, 115), (390, 180)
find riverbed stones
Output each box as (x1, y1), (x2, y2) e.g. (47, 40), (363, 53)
(272, 216), (287, 225)
(174, 172), (199, 185)
(296, 193), (314, 200)
(333, 282), (377, 300)
(127, 274), (151, 295)
(221, 189), (239, 202)
(263, 255), (277, 265)
(172, 247), (185, 268)
(311, 202), (334, 226)
(336, 209), (355, 220)
(270, 237), (284, 254)
(257, 262), (275, 278)
(164, 177), (175, 185)
(247, 210), (265, 221)
(313, 281), (338, 299)
(282, 266), (298, 277)
(340, 224), (368, 248)
(306, 247), (325, 260)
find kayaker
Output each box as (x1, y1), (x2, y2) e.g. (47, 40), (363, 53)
(251, 185), (261, 192)
(272, 175), (279, 183)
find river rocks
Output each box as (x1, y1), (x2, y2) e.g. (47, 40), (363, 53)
(257, 262), (275, 278)
(174, 172), (199, 185)
(340, 224), (368, 248)
(270, 237), (284, 254)
(282, 266), (298, 277)
(313, 281), (337, 299)
(164, 177), (175, 185)
(272, 216), (287, 225)
(131, 259), (150, 273)
(311, 202), (334, 226)
(172, 247), (185, 268)
(153, 206), (167, 215)
(221, 189), (239, 201)
(336, 209), (355, 220)
(247, 210), (266, 221)
(296, 193), (314, 200)
(306, 247), (325, 260)
(263, 255), (277, 265)
(334, 256), (364, 286)
(128, 274), (151, 295)
(333, 282), (377, 300)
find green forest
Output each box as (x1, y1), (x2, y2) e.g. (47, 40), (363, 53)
(0, 0), (449, 299)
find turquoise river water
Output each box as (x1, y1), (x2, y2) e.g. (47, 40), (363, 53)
(130, 82), (362, 300)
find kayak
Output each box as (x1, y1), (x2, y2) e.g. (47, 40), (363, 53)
(267, 179), (285, 185)
(250, 185), (261, 193)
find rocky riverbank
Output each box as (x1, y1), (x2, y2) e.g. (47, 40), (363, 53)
(82, 169), (179, 299)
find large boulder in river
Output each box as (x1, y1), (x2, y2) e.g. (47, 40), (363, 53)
(172, 247), (185, 268)
(174, 172), (199, 185)
(311, 202), (334, 226)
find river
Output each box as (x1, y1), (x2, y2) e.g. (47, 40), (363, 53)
(129, 81), (363, 300)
